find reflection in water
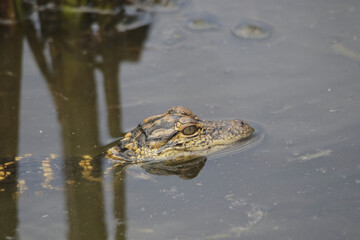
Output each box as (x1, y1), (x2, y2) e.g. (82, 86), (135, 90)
(142, 156), (207, 179)
(65, 156), (107, 240)
(0, 158), (19, 240)
(23, 2), (149, 239)
(0, 1), (156, 239)
(0, 20), (23, 240)
(30, 3), (152, 240)
(26, 4), (151, 157)
(113, 164), (127, 240)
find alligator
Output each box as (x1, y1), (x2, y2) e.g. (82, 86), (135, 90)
(106, 106), (254, 163)
(0, 106), (254, 188)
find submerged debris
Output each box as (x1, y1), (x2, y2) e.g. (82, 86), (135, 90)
(290, 149), (333, 162)
(270, 105), (294, 114)
(331, 40), (360, 63)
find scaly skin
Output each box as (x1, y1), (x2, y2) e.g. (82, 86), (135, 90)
(106, 106), (254, 163)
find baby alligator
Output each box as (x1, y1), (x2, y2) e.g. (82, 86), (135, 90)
(106, 106), (254, 163)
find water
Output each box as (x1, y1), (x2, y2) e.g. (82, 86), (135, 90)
(1, 0), (360, 239)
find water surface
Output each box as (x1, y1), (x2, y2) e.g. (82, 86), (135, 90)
(1, 0), (360, 239)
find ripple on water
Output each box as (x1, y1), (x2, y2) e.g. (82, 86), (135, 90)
(162, 26), (187, 46)
(232, 20), (272, 40)
(209, 121), (265, 160)
(184, 12), (221, 31)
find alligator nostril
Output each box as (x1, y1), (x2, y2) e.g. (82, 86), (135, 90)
(240, 121), (245, 127)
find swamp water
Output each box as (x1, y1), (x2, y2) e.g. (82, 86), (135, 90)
(1, 0), (360, 239)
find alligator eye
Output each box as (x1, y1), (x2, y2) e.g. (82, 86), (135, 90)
(182, 125), (198, 135)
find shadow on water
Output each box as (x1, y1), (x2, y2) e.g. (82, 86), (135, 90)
(0, 1), (153, 239)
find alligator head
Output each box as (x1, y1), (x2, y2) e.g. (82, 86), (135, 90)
(106, 106), (254, 162)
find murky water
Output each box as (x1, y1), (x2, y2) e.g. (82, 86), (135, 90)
(1, 0), (360, 239)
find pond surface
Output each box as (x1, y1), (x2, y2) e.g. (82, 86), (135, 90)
(1, 0), (360, 239)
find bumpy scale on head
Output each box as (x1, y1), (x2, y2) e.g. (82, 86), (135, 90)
(106, 106), (254, 162)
